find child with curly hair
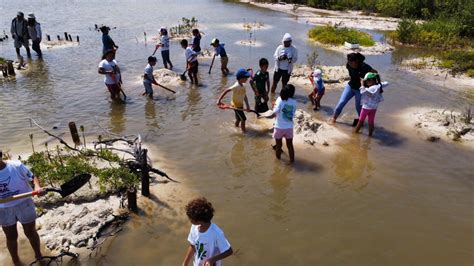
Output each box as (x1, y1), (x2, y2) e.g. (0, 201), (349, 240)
(182, 197), (233, 266)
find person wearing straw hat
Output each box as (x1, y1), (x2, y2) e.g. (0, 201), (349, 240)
(27, 13), (42, 57)
(10, 12), (31, 58)
(0, 150), (44, 266)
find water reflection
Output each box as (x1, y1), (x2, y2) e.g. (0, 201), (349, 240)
(108, 102), (126, 133)
(332, 138), (374, 191)
(269, 163), (291, 222)
(181, 87), (202, 121)
(144, 99), (159, 130)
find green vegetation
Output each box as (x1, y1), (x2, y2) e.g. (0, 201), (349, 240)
(169, 17), (198, 37)
(0, 57), (5, 64)
(308, 25), (375, 46)
(438, 50), (474, 76)
(24, 145), (140, 192)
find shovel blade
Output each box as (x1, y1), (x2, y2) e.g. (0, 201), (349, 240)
(59, 173), (91, 198)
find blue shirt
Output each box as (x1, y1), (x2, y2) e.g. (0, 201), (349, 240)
(215, 44), (227, 57)
(102, 34), (115, 53)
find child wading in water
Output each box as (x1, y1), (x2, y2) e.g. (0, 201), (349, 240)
(210, 38), (229, 75)
(308, 68), (325, 111)
(355, 72), (389, 136)
(143, 56), (161, 99)
(250, 58), (270, 113)
(191, 29), (202, 54)
(158, 27), (173, 69)
(217, 68), (251, 133)
(181, 39), (199, 84)
(272, 84), (297, 163)
(98, 49), (122, 101)
(182, 197), (233, 266)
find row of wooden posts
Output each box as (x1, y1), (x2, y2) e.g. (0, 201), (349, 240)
(46, 32), (80, 43)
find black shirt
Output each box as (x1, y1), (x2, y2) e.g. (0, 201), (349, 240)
(347, 62), (373, 90)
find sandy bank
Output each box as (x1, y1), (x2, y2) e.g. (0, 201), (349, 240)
(44, 40), (77, 49)
(399, 57), (473, 90)
(241, 1), (400, 31)
(312, 40), (394, 55)
(397, 107), (474, 148)
(290, 64), (348, 91)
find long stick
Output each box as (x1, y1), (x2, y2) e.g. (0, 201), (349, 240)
(208, 54), (216, 74)
(152, 45), (158, 56)
(155, 83), (176, 93)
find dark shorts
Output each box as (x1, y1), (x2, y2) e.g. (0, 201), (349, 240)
(106, 83), (120, 94)
(273, 69), (291, 85)
(189, 60), (199, 74)
(234, 109), (246, 122)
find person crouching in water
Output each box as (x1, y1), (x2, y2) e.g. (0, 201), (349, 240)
(355, 72), (389, 136)
(98, 49), (122, 101)
(217, 68), (252, 133)
(308, 68), (325, 111)
(181, 39), (199, 84)
(271, 84), (297, 163)
(210, 38), (229, 75)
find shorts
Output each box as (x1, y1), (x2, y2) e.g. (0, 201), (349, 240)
(14, 37), (29, 49)
(273, 127), (293, 139)
(220, 56), (229, 68)
(273, 69), (291, 85)
(315, 86), (325, 96)
(234, 109), (246, 122)
(106, 83), (120, 94)
(0, 198), (37, 227)
(143, 82), (153, 95)
(188, 60), (199, 74)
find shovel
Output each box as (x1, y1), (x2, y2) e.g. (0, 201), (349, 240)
(180, 70), (188, 81)
(0, 173), (91, 204)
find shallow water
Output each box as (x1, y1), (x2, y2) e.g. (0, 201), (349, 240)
(0, 1), (473, 265)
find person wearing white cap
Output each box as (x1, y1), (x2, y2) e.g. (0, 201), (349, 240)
(308, 68), (325, 111)
(271, 33), (298, 93)
(10, 12), (31, 58)
(27, 13), (42, 57)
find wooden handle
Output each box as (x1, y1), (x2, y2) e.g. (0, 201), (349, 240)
(0, 190), (40, 204)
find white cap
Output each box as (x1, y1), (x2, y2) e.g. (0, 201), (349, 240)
(27, 13), (35, 19)
(313, 68), (322, 78)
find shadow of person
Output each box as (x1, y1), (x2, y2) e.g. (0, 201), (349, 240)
(370, 126), (406, 147)
(268, 163), (292, 222)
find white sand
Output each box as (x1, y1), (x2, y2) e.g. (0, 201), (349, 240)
(399, 57), (473, 90)
(44, 40), (78, 49)
(241, 1), (400, 31)
(289, 64), (348, 91)
(397, 107), (474, 148)
(312, 40), (394, 55)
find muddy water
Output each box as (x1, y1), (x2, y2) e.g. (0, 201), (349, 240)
(0, 1), (472, 265)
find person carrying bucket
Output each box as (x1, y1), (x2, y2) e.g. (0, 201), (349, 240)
(271, 33), (298, 93)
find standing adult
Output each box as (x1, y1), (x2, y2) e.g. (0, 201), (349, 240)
(331, 52), (377, 123)
(10, 12), (31, 58)
(0, 150), (44, 266)
(27, 13), (42, 57)
(100, 26), (118, 55)
(271, 33), (298, 93)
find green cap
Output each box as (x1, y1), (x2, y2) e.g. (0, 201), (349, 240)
(363, 72), (378, 80)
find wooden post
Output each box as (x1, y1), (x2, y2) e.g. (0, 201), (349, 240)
(76, 35), (80, 42)
(57, 35), (61, 41)
(127, 187), (138, 212)
(68, 34), (72, 42)
(141, 149), (150, 197)
(68, 122), (81, 146)
(46, 35), (51, 41)
(6, 60), (15, 76)
(64, 32), (68, 41)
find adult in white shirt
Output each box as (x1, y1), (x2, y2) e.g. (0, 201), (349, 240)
(27, 13), (42, 57)
(271, 33), (298, 93)
(98, 49), (122, 101)
(0, 150), (44, 266)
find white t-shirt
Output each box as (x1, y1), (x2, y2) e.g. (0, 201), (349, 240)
(187, 223), (231, 266)
(272, 97), (297, 129)
(273, 45), (298, 73)
(160, 35), (170, 51)
(185, 47), (197, 63)
(98, 59), (120, 85)
(143, 64), (154, 84)
(0, 160), (34, 208)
